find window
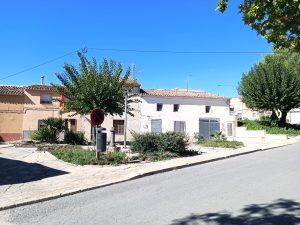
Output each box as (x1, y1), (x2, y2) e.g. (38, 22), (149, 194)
(64, 119), (77, 131)
(205, 106), (211, 113)
(157, 103), (163, 111)
(230, 107), (234, 115)
(151, 119), (162, 133)
(174, 121), (186, 133)
(113, 120), (124, 134)
(173, 104), (179, 112)
(40, 94), (52, 104)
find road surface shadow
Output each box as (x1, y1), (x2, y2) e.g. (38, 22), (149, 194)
(0, 157), (68, 185)
(171, 199), (300, 225)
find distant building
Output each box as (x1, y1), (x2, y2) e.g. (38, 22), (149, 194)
(229, 97), (268, 121)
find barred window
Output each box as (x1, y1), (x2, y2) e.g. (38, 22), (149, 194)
(113, 120), (124, 134)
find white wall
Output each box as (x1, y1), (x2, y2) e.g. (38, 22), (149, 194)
(82, 98), (141, 142)
(288, 109), (300, 124)
(82, 95), (237, 142)
(140, 96), (235, 138)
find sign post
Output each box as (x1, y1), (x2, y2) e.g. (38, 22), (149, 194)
(90, 109), (105, 159)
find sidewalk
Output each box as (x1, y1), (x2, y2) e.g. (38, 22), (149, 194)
(0, 138), (299, 210)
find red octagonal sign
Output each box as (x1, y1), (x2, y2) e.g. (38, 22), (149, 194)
(90, 109), (105, 126)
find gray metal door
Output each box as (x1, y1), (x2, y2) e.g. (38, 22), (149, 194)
(199, 118), (220, 139)
(151, 119), (162, 133)
(174, 121), (186, 133)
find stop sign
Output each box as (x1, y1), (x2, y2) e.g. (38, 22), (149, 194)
(90, 109), (105, 126)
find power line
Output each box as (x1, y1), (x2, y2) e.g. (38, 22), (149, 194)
(0, 50), (79, 81)
(90, 47), (273, 54)
(0, 47), (273, 82)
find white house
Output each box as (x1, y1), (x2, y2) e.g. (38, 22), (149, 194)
(82, 87), (237, 143)
(139, 89), (236, 140)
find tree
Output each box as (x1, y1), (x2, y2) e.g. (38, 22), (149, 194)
(53, 52), (136, 116)
(217, 0), (300, 51)
(239, 53), (300, 126)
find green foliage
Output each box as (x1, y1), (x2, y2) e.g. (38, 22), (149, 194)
(64, 131), (87, 145)
(32, 118), (65, 143)
(160, 132), (189, 155)
(198, 140), (244, 149)
(53, 51), (137, 116)
(210, 131), (227, 141)
(217, 0), (300, 51)
(194, 133), (205, 142)
(239, 53), (300, 126)
(196, 130), (243, 149)
(239, 119), (300, 136)
(138, 150), (177, 162)
(131, 133), (163, 154)
(99, 151), (128, 165)
(131, 132), (190, 156)
(51, 146), (127, 165)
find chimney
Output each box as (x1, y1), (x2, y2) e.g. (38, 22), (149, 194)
(40, 75), (45, 85)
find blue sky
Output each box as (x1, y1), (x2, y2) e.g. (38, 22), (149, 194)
(0, 0), (272, 97)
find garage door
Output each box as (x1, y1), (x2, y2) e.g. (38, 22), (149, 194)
(199, 118), (220, 139)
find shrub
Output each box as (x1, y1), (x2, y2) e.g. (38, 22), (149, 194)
(131, 132), (163, 154)
(238, 119), (300, 136)
(160, 132), (189, 155)
(194, 133), (205, 142)
(138, 150), (177, 162)
(210, 131), (226, 141)
(64, 131), (87, 145)
(100, 151), (128, 165)
(32, 118), (65, 143)
(131, 132), (189, 156)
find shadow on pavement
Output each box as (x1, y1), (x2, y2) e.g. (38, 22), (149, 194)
(171, 199), (300, 225)
(0, 157), (68, 185)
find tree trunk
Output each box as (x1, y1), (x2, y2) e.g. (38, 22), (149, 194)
(270, 110), (278, 123)
(279, 111), (288, 126)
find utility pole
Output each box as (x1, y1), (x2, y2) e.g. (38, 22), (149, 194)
(124, 91), (128, 148)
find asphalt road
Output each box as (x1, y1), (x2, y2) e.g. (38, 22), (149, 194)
(1, 143), (300, 225)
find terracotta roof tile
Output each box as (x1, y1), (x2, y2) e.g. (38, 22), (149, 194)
(25, 85), (55, 91)
(0, 86), (24, 95)
(140, 89), (226, 99)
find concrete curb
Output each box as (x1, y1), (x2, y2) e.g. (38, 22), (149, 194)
(0, 142), (295, 211)
(0, 145), (14, 149)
